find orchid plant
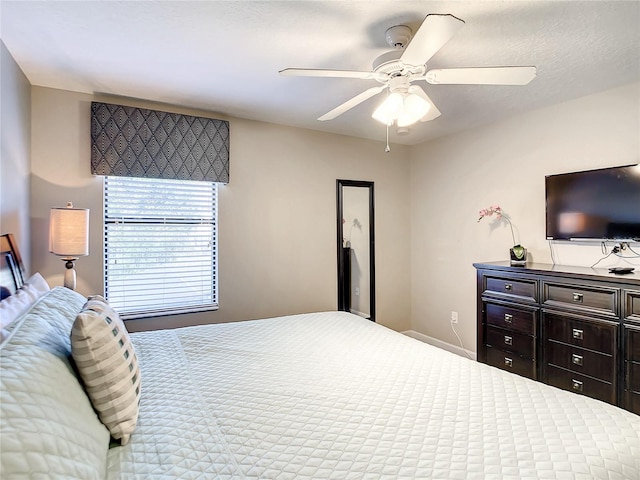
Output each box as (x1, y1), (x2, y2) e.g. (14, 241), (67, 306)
(478, 205), (526, 264)
(478, 205), (517, 246)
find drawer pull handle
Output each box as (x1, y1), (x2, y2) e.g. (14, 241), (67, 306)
(504, 335), (513, 346)
(572, 292), (583, 303)
(504, 284), (512, 291)
(572, 328), (584, 340)
(572, 379), (583, 392)
(504, 357), (513, 368)
(572, 354), (583, 366)
(504, 313), (513, 324)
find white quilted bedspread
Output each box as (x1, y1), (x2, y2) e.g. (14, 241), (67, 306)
(107, 312), (640, 479)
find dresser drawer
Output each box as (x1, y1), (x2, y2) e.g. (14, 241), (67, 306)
(546, 341), (615, 382)
(544, 313), (617, 355)
(486, 346), (535, 380)
(627, 360), (640, 392)
(624, 390), (640, 415)
(624, 290), (640, 323)
(546, 365), (615, 404)
(486, 303), (536, 335)
(542, 282), (618, 317)
(484, 276), (537, 302)
(626, 325), (640, 361)
(485, 326), (534, 359)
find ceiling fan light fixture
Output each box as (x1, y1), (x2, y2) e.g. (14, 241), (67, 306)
(282, 14), (537, 129)
(372, 92), (404, 125)
(374, 91), (431, 127)
(397, 93), (430, 127)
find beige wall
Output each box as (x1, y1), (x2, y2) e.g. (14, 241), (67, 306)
(409, 82), (640, 352)
(0, 41), (31, 270)
(29, 87), (412, 332)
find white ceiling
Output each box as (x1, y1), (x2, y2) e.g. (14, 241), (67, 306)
(2, 1), (639, 146)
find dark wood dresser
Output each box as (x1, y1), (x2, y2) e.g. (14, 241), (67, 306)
(474, 261), (640, 414)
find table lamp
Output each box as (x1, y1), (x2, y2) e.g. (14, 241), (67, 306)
(49, 201), (89, 290)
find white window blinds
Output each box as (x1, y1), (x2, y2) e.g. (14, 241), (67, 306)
(104, 176), (218, 319)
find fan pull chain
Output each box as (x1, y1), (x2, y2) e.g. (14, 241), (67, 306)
(385, 123), (390, 153)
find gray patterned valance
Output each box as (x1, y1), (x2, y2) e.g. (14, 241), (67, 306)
(91, 102), (229, 183)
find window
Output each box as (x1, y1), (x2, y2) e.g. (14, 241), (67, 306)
(104, 176), (218, 319)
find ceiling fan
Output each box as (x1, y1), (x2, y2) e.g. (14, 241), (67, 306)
(279, 14), (536, 128)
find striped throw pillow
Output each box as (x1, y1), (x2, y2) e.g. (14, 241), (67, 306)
(71, 296), (141, 444)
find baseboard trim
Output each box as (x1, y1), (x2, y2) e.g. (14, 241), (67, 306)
(402, 330), (477, 361)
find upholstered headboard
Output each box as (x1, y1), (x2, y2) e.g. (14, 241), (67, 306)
(0, 233), (26, 300)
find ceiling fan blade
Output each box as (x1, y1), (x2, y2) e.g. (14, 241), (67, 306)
(407, 85), (441, 122)
(279, 68), (375, 80)
(425, 66), (537, 85)
(318, 86), (386, 121)
(400, 14), (465, 67)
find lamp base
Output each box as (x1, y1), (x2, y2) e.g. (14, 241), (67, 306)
(62, 258), (78, 290)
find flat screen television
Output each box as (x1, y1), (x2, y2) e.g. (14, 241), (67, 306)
(545, 164), (640, 241)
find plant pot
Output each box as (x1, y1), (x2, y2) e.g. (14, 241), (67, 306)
(510, 245), (527, 266)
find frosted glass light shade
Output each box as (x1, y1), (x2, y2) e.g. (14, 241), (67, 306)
(372, 92), (430, 127)
(372, 92), (404, 125)
(396, 94), (430, 127)
(49, 202), (90, 257)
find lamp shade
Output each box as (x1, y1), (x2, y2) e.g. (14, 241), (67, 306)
(49, 202), (90, 257)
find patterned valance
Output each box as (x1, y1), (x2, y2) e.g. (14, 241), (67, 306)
(91, 102), (229, 183)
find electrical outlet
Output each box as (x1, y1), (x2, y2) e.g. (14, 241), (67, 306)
(450, 311), (458, 324)
(355, 287), (360, 296)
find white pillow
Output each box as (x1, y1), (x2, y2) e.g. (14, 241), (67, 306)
(0, 273), (50, 330)
(71, 296), (141, 444)
(1, 287), (110, 478)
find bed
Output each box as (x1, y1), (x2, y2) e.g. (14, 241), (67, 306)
(1, 236), (639, 479)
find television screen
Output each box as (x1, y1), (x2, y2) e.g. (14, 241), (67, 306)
(545, 164), (640, 241)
